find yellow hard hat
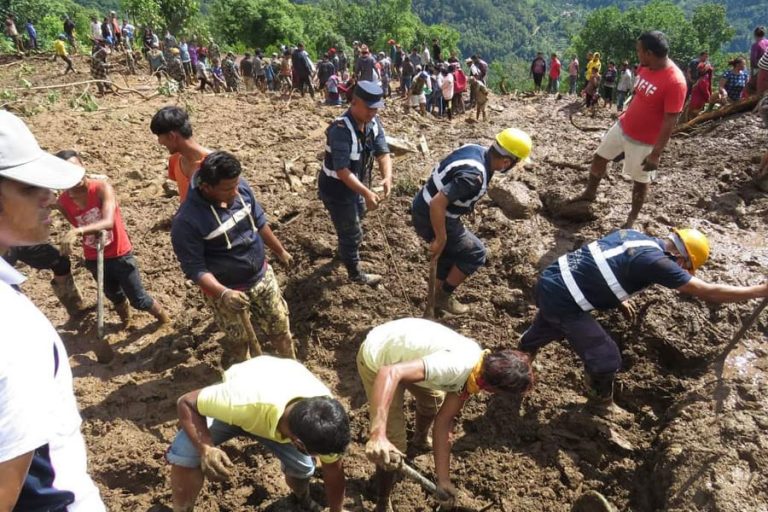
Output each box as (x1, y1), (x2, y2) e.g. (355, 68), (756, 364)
(494, 128), (532, 162)
(673, 228), (709, 273)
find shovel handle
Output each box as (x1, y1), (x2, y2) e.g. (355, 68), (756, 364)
(718, 297), (768, 360)
(238, 309), (262, 357)
(399, 461), (437, 495)
(96, 230), (106, 340)
(423, 256), (438, 319)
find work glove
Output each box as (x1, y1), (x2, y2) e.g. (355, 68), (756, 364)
(60, 228), (82, 256)
(365, 437), (403, 472)
(435, 483), (458, 509)
(220, 289), (250, 312)
(200, 446), (234, 482)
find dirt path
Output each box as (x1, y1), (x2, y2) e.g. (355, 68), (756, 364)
(4, 58), (768, 511)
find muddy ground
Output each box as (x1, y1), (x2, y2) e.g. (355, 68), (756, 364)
(2, 54), (767, 512)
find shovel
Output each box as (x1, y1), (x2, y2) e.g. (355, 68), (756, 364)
(423, 256), (438, 319)
(94, 230), (114, 363)
(238, 309), (263, 358)
(713, 297), (768, 364)
(398, 461), (494, 512)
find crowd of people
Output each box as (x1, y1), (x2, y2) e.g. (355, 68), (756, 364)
(2, 13), (768, 512)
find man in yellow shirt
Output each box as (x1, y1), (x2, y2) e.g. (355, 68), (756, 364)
(53, 34), (75, 74)
(167, 356), (351, 512)
(358, 318), (533, 511)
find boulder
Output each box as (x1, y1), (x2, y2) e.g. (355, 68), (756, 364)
(488, 179), (542, 219)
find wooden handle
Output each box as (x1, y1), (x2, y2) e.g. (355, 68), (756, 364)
(399, 462), (437, 495)
(423, 257), (438, 319)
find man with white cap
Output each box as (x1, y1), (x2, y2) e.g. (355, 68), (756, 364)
(318, 81), (392, 286)
(0, 111), (105, 510)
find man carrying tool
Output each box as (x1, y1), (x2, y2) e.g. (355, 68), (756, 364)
(319, 81), (392, 286)
(56, 150), (170, 330)
(519, 228), (768, 413)
(358, 318), (533, 511)
(0, 111), (106, 511)
(170, 151), (296, 367)
(411, 128), (533, 315)
(167, 356), (351, 512)
(570, 31), (686, 229)
(150, 106), (210, 204)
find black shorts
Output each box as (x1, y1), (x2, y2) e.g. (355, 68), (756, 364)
(3, 244), (71, 276)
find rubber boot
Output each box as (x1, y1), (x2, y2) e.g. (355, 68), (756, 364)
(115, 300), (134, 330)
(271, 332), (296, 359)
(584, 373), (630, 419)
(148, 301), (171, 324)
(374, 468), (397, 512)
(411, 412), (434, 452)
(435, 288), (469, 316)
(285, 475), (322, 512)
(50, 274), (86, 318)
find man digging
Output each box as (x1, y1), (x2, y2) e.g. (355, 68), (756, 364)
(358, 318), (533, 511)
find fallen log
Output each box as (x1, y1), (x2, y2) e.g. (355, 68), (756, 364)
(569, 111), (604, 132)
(674, 95), (760, 134)
(544, 157), (589, 173)
(7, 79), (151, 99)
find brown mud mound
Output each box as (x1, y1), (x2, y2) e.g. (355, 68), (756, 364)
(4, 58), (768, 511)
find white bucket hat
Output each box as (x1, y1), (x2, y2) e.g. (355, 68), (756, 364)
(0, 111), (84, 189)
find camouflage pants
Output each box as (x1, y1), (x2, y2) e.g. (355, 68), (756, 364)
(206, 265), (292, 367)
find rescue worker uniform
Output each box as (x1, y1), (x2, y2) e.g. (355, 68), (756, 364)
(519, 229), (692, 400)
(411, 144), (491, 286)
(318, 82), (389, 282)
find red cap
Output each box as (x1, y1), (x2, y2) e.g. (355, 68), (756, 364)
(387, 39), (396, 45)
(329, 47), (336, 53)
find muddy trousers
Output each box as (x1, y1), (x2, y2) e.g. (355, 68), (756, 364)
(3, 244), (71, 276)
(357, 349), (444, 452)
(83, 253), (154, 311)
(320, 191), (367, 276)
(411, 207), (486, 280)
(519, 287), (620, 398)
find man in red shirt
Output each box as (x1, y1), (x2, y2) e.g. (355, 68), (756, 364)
(573, 31), (686, 228)
(548, 53), (561, 94)
(56, 150), (170, 329)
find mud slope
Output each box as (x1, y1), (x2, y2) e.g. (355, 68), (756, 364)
(3, 57), (767, 511)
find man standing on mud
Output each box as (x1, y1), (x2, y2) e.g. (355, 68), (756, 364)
(359, 318), (533, 511)
(167, 356), (351, 512)
(0, 111), (106, 511)
(571, 31), (686, 229)
(319, 81), (392, 286)
(519, 228), (768, 414)
(150, 106), (210, 204)
(411, 128), (532, 315)
(170, 151), (297, 366)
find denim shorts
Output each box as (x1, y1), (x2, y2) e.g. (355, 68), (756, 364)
(166, 418), (315, 479)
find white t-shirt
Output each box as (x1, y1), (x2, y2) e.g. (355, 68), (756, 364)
(360, 318), (482, 394)
(0, 258), (104, 511)
(439, 73), (455, 100)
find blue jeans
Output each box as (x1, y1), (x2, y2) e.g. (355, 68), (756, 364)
(320, 191), (366, 272)
(617, 90), (628, 111)
(548, 77), (560, 93)
(166, 419), (315, 478)
(411, 206), (486, 280)
(83, 252), (154, 310)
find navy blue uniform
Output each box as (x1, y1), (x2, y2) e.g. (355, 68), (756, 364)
(520, 230), (692, 387)
(411, 144), (492, 280)
(171, 177), (268, 289)
(318, 111), (389, 272)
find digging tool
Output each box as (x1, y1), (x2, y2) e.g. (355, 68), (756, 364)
(423, 256), (438, 319)
(714, 297), (768, 364)
(399, 461), (494, 512)
(94, 230), (114, 363)
(238, 309), (263, 358)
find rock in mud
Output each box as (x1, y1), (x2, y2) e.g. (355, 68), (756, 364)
(488, 179), (542, 219)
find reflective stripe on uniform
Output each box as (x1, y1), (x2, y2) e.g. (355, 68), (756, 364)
(562, 239), (663, 311)
(204, 203), (251, 240)
(322, 115), (379, 179)
(421, 156), (486, 218)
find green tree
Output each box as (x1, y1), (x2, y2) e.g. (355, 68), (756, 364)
(209, 0), (304, 50)
(691, 4), (735, 56)
(120, 0), (161, 28)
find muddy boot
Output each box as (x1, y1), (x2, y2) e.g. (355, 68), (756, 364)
(271, 332), (296, 359)
(115, 300), (134, 330)
(411, 412), (434, 452)
(50, 274), (86, 319)
(93, 335), (115, 364)
(584, 373), (630, 420)
(285, 475), (322, 512)
(435, 288), (469, 316)
(374, 468), (397, 512)
(148, 300), (171, 324)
